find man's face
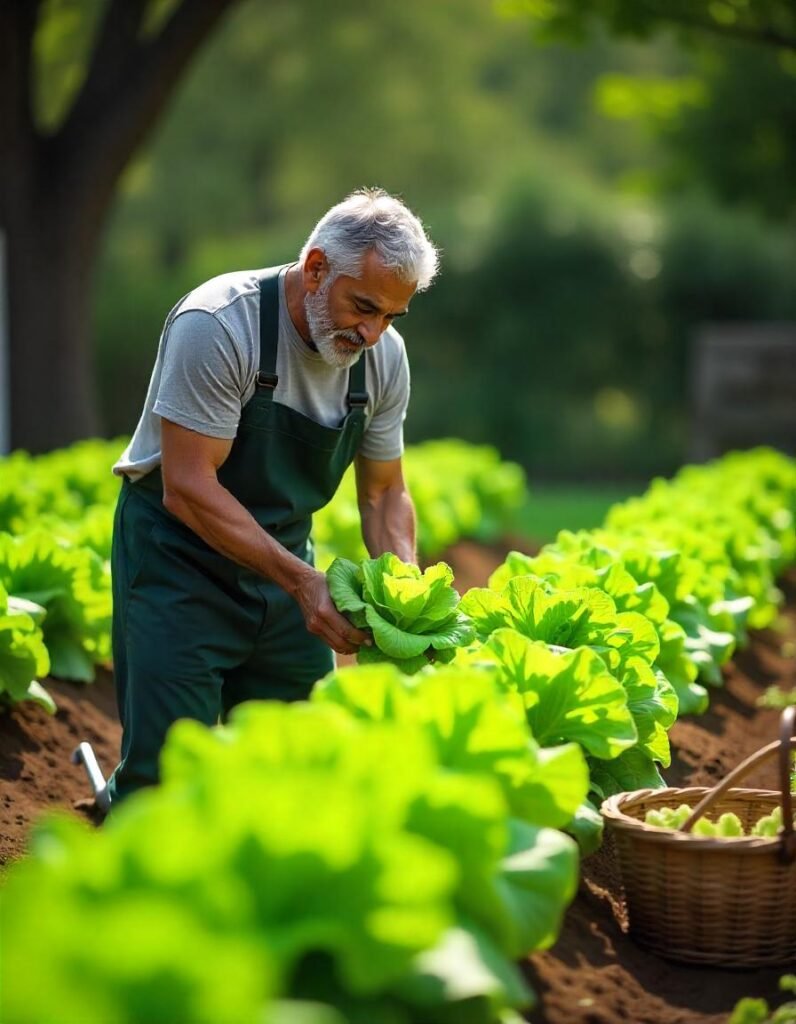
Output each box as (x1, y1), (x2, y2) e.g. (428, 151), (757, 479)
(304, 250), (416, 369)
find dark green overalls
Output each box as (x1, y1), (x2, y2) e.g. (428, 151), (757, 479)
(107, 266), (368, 805)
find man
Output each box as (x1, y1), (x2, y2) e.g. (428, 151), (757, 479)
(107, 188), (439, 805)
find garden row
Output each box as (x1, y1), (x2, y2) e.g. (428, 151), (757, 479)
(0, 437), (525, 712)
(0, 444), (793, 1023)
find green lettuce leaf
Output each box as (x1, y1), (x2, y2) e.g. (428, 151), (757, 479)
(479, 629), (637, 759)
(0, 583), (51, 702)
(492, 819), (579, 955)
(396, 921), (532, 1018)
(588, 747), (666, 798)
(564, 799), (604, 857)
(620, 659), (678, 767)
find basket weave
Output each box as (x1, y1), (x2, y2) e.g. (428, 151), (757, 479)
(601, 707), (796, 967)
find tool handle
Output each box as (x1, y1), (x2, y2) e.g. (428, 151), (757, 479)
(71, 742), (111, 813)
(680, 707), (796, 861)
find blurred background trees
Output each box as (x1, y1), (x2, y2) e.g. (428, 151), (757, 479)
(4, 0), (796, 477)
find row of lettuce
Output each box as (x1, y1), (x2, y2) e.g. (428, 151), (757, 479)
(0, 437), (525, 713)
(1, 444), (794, 1023)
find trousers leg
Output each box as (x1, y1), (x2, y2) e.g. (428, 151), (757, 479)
(221, 580), (333, 719)
(107, 486), (262, 806)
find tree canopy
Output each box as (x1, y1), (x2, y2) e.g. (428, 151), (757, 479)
(505, 0), (796, 52)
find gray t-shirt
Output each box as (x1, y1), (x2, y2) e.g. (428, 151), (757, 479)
(114, 265), (410, 480)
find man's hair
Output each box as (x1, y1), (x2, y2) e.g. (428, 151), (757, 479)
(299, 187), (439, 291)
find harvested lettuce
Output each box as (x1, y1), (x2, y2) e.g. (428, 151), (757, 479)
(328, 553), (474, 671)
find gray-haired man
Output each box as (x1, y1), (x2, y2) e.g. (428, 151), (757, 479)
(107, 188), (439, 804)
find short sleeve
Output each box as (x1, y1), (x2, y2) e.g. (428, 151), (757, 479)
(359, 343), (410, 460)
(152, 310), (245, 438)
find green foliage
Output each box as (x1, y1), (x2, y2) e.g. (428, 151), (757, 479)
(668, 44), (796, 221)
(0, 439), (119, 703)
(461, 571), (677, 770)
(0, 438), (123, 544)
(505, 0), (796, 54)
(758, 686), (796, 710)
(312, 663), (590, 831)
(594, 74), (708, 121)
(1, 437), (794, 1022)
(605, 447), (796, 628)
(490, 447), (795, 713)
(502, 1), (796, 222)
(1, 696), (580, 1022)
(469, 629), (637, 760)
(462, 576), (660, 668)
(404, 180), (796, 478)
(32, 0), (105, 131)
(0, 532), (112, 682)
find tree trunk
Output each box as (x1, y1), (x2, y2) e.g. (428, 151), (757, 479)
(3, 169), (105, 451)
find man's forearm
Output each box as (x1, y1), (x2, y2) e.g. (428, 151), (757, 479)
(359, 485), (417, 563)
(163, 478), (313, 595)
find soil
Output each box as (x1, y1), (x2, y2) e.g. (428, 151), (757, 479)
(1, 538), (794, 1024)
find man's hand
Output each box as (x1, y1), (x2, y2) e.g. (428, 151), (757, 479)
(293, 567), (372, 655)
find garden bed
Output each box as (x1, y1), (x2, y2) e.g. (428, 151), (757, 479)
(1, 544), (794, 1023)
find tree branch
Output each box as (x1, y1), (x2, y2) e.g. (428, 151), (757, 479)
(46, 0), (241, 227)
(61, 0), (149, 133)
(637, 1), (796, 52)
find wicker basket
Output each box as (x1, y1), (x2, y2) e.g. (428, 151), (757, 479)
(601, 706), (796, 967)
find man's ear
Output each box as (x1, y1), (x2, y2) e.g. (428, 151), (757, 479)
(303, 248), (329, 293)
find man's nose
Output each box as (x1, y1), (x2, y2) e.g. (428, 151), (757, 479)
(357, 316), (385, 346)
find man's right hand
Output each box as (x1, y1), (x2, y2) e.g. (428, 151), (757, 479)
(293, 568), (372, 656)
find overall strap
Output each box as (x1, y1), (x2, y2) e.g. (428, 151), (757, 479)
(255, 266), (285, 396)
(347, 347), (368, 409)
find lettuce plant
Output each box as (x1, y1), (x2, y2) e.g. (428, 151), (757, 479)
(2, 697), (578, 1023)
(0, 531), (111, 682)
(0, 582), (54, 713)
(465, 628), (638, 760)
(328, 554), (474, 672)
(312, 662), (589, 832)
(488, 545), (710, 716)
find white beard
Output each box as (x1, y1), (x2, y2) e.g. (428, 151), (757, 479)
(304, 281), (364, 369)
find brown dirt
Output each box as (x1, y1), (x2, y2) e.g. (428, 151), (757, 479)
(0, 668), (121, 863)
(0, 542), (794, 1024)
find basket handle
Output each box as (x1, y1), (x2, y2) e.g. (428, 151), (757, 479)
(680, 706), (796, 862)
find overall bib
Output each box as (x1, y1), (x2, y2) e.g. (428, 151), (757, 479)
(107, 266), (368, 804)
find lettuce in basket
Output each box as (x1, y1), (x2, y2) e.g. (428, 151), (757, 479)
(327, 554), (474, 671)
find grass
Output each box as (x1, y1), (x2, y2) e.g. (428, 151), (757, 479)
(509, 483), (639, 544)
